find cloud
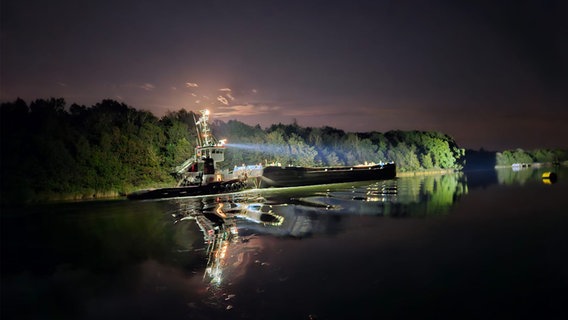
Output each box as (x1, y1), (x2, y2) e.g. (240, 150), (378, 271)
(215, 103), (281, 117)
(56, 82), (67, 87)
(251, 89), (258, 94)
(217, 88), (235, 101)
(191, 93), (197, 97)
(217, 95), (229, 105)
(140, 83), (155, 91)
(185, 82), (199, 88)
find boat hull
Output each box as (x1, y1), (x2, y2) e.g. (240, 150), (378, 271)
(260, 163), (396, 188)
(127, 180), (246, 200)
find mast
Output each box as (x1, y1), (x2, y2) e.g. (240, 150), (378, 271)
(195, 109), (216, 147)
(193, 113), (202, 147)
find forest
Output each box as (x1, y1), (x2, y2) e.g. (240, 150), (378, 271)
(0, 98), (563, 203)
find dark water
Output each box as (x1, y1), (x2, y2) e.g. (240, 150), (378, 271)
(2, 167), (567, 319)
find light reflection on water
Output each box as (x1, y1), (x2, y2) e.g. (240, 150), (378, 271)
(2, 168), (567, 319)
(166, 172), (471, 308)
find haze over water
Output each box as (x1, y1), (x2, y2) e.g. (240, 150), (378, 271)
(1, 167), (567, 319)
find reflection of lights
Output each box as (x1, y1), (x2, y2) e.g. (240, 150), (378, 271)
(219, 241), (228, 259)
(260, 212), (284, 226)
(193, 199), (282, 287)
(236, 203), (285, 226)
(206, 266), (222, 285)
(205, 233), (231, 286)
(216, 203), (227, 218)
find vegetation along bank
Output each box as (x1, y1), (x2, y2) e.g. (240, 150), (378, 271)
(1, 98), (565, 203)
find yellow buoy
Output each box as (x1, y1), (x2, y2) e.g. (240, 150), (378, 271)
(542, 172), (558, 184)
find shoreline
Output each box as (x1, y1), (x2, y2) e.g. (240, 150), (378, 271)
(4, 169), (457, 205)
(6, 164), (565, 205)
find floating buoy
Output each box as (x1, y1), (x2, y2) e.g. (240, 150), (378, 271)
(542, 172), (558, 184)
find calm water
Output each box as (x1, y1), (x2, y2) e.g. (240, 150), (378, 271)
(2, 167), (567, 319)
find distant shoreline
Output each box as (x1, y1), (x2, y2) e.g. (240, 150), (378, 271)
(4, 164), (567, 205)
(494, 161), (568, 169)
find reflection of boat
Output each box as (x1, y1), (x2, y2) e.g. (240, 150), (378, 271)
(177, 198), (286, 286)
(174, 173), (467, 286)
(260, 162), (396, 188)
(177, 196), (338, 285)
(128, 110), (247, 200)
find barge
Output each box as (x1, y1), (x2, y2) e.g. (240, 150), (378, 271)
(260, 162), (396, 188)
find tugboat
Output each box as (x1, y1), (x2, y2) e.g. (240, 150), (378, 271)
(127, 109), (247, 200)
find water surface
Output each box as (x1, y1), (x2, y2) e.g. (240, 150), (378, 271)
(2, 167), (567, 319)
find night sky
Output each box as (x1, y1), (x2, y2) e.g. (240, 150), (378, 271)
(1, 0), (567, 150)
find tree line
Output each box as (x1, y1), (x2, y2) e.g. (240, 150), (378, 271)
(495, 148), (567, 166)
(1, 98), (467, 203)
(213, 119), (465, 172)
